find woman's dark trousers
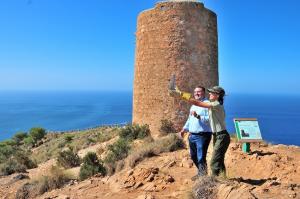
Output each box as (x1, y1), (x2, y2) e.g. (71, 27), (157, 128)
(210, 130), (230, 176)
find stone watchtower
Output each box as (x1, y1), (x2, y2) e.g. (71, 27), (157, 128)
(133, 0), (219, 137)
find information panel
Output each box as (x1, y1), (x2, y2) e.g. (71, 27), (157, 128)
(233, 118), (263, 142)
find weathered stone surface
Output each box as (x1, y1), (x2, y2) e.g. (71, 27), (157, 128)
(133, 1), (218, 136)
(136, 194), (155, 199)
(122, 167), (175, 192)
(181, 157), (193, 168)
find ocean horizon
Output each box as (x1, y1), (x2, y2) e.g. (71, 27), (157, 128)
(0, 90), (299, 146)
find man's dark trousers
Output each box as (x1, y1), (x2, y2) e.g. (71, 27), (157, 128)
(188, 133), (212, 175)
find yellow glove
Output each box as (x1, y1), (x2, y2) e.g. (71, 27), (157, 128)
(181, 91), (192, 101)
(169, 86), (191, 101)
(168, 74), (191, 100)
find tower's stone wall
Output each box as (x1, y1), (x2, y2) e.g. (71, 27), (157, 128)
(133, 1), (218, 136)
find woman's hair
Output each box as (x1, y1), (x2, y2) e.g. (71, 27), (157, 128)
(218, 90), (226, 105)
(218, 94), (225, 105)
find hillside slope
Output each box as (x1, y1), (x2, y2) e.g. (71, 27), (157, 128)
(0, 134), (299, 199)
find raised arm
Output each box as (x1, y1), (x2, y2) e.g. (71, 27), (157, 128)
(169, 85), (212, 108)
(168, 75), (212, 108)
(188, 98), (212, 108)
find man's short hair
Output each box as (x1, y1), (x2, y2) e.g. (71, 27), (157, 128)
(195, 86), (205, 92)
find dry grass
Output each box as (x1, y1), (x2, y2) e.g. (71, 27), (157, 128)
(126, 134), (185, 168)
(191, 176), (218, 199)
(16, 166), (73, 199)
(102, 124), (151, 175)
(31, 127), (118, 164)
(159, 119), (177, 135)
(230, 133), (238, 143)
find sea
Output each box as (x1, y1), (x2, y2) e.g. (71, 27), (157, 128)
(0, 91), (299, 146)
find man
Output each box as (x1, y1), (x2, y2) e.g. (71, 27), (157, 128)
(179, 86), (212, 180)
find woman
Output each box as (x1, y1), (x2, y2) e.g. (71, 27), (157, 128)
(171, 86), (230, 176)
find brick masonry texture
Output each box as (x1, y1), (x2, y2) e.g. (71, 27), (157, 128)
(133, 1), (219, 137)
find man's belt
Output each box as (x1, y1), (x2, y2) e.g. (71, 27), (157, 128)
(190, 132), (212, 136)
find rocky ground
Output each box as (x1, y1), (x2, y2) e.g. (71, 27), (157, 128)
(0, 137), (299, 199)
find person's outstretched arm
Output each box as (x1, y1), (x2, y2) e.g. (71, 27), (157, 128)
(169, 87), (212, 108)
(188, 98), (212, 108)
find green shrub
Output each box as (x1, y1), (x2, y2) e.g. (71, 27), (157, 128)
(79, 152), (106, 180)
(102, 124), (150, 175)
(163, 133), (185, 152)
(24, 136), (35, 147)
(14, 150), (37, 169)
(78, 136), (97, 149)
(0, 150), (37, 175)
(119, 124), (150, 141)
(104, 138), (131, 164)
(12, 132), (28, 145)
(57, 149), (81, 168)
(58, 140), (66, 148)
(2, 139), (18, 146)
(0, 159), (27, 175)
(103, 138), (131, 175)
(0, 139), (36, 175)
(86, 137), (96, 144)
(136, 124), (151, 139)
(16, 182), (36, 199)
(0, 142), (15, 163)
(97, 131), (114, 143)
(64, 134), (74, 142)
(30, 127), (107, 165)
(160, 119), (176, 135)
(29, 127), (46, 143)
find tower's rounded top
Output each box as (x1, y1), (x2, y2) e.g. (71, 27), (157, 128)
(138, 0), (216, 18)
(165, 0), (199, 1)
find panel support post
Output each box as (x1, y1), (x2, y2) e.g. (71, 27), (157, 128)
(242, 143), (250, 153)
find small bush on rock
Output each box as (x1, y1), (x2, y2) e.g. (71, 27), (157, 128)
(64, 134), (74, 142)
(0, 159), (27, 175)
(23, 136), (35, 147)
(14, 150), (37, 169)
(0, 142), (15, 163)
(0, 149), (36, 175)
(104, 138), (131, 164)
(79, 152), (106, 180)
(57, 148), (81, 169)
(119, 124), (150, 141)
(29, 127), (46, 143)
(160, 119), (177, 135)
(12, 132), (28, 145)
(192, 176), (218, 199)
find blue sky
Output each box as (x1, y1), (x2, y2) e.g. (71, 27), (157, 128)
(0, 0), (299, 94)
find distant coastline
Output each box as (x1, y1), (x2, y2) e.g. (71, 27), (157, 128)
(46, 122), (129, 134)
(0, 91), (299, 146)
